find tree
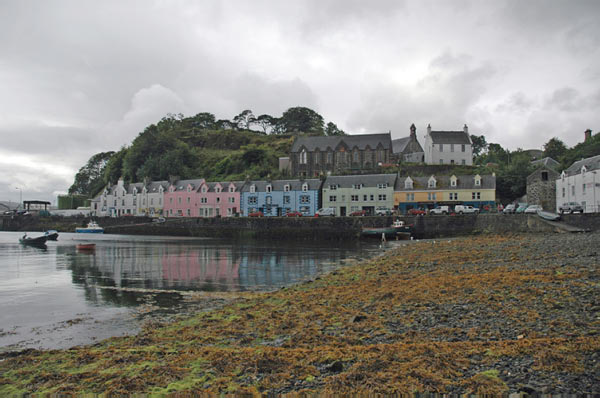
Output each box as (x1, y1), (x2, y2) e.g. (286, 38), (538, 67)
(189, 112), (216, 129)
(233, 109), (255, 130)
(543, 137), (568, 161)
(325, 121), (346, 136)
(68, 151), (115, 196)
(103, 147), (128, 186)
(280, 107), (324, 135)
(215, 119), (236, 130)
(254, 114), (275, 134)
(470, 134), (488, 156)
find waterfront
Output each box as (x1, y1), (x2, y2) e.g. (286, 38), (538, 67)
(0, 231), (385, 352)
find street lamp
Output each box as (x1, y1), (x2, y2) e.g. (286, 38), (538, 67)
(15, 187), (22, 209)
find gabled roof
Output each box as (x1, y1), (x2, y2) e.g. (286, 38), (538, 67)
(392, 137), (410, 153)
(170, 179), (205, 192)
(126, 182), (145, 194)
(241, 179), (322, 192)
(531, 157), (560, 170)
(202, 181), (245, 192)
(394, 174), (496, 191)
(291, 133), (392, 152)
(323, 174), (397, 188)
(429, 131), (471, 145)
(564, 154), (600, 176)
(146, 180), (169, 193)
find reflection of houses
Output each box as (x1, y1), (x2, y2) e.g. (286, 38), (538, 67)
(290, 133), (393, 177)
(424, 124), (473, 165)
(394, 174), (496, 213)
(526, 157), (560, 211)
(392, 124), (424, 163)
(321, 174), (396, 216)
(241, 179), (321, 216)
(556, 154), (600, 213)
(238, 251), (317, 289)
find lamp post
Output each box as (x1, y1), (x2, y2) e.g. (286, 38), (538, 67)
(15, 187), (22, 209)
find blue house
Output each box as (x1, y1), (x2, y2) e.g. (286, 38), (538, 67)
(241, 179), (321, 216)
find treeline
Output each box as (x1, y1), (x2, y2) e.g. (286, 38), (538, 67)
(69, 107), (345, 197)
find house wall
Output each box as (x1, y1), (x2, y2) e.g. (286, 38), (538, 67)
(556, 171), (600, 213)
(527, 168), (559, 211)
(321, 186), (394, 215)
(242, 189), (319, 216)
(394, 189), (495, 213)
(198, 189), (241, 217)
(425, 142), (473, 166)
(164, 189), (196, 217)
(138, 191), (165, 217)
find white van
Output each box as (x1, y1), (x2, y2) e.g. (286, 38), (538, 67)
(316, 207), (336, 216)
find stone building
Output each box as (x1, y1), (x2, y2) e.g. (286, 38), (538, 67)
(526, 157), (560, 211)
(392, 124), (425, 163)
(289, 133), (393, 177)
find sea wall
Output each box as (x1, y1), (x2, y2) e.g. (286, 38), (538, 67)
(2, 213), (599, 240)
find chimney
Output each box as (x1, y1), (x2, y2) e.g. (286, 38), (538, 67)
(585, 129), (592, 142)
(169, 175), (179, 185)
(464, 124), (469, 134)
(427, 124), (432, 135)
(410, 123), (416, 138)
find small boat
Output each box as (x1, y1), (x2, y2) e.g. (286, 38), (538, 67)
(76, 221), (104, 234)
(361, 220), (412, 239)
(44, 230), (59, 241)
(537, 210), (561, 221)
(76, 243), (96, 251)
(19, 234), (48, 247)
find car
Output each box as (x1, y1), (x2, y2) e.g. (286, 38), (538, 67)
(285, 211), (302, 217)
(349, 210), (366, 216)
(515, 204), (529, 213)
(524, 205), (543, 214)
(152, 217), (166, 223)
(454, 205), (479, 214)
(316, 207), (336, 216)
(408, 208), (426, 215)
(559, 202), (584, 214)
(249, 211), (264, 217)
(502, 204), (516, 214)
(429, 205), (450, 215)
(375, 207), (393, 216)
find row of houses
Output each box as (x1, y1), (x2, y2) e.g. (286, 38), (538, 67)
(91, 173), (496, 217)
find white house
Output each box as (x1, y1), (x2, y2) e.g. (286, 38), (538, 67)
(138, 180), (169, 217)
(556, 154), (600, 213)
(424, 124), (473, 166)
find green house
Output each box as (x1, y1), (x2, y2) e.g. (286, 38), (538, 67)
(321, 174), (397, 216)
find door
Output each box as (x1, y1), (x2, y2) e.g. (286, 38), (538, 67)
(340, 206), (346, 216)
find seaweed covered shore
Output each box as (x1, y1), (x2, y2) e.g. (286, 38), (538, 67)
(1, 233), (599, 395)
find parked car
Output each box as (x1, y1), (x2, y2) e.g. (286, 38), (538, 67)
(249, 211), (264, 217)
(429, 205), (450, 215)
(349, 210), (366, 216)
(375, 207), (393, 216)
(515, 203), (529, 213)
(524, 205), (543, 214)
(559, 202), (584, 214)
(316, 207), (336, 217)
(152, 217), (166, 223)
(502, 204), (516, 214)
(408, 208), (426, 216)
(454, 205), (479, 214)
(285, 211), (302, 217)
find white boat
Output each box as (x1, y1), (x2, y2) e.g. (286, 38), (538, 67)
(76, 221), (104, 234)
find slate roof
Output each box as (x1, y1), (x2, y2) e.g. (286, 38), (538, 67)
(564, 154), (600, 176)
(126, 182), (145, 194)
(202, 181), (246, 192)
(291, 133), (392, 152)
(170, 179), (205, 192)
(323, 174), (397, 189)
(146, 180), (169, 193)
(429, 131), (471, 145)
(531, 157), (560, 170)
(394, 175), (496, 191)
(392, 137), (411, 153)
(241, 179), (322, 192)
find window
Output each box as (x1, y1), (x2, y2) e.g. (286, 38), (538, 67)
(114, 200), (117, 206)
(329, 195), (337, 202)
(353, 151), (359, 162)
(266, 185), (272, 193)
(329, 184), (337, 190)
(427, 193), (437, 201)
(406, 193), (415, 201)
(451, 160), (455, 165)
(302, 183), (308, 192)
(363, 195), (368, 201)
(122, 199), (125, 206)
(216, 187), (221, 193)
(284, 184), (290, 192)
(370, 194), (374, 201)
(451, 144), (454, 152)
(583, 183), (586, 194)
(227, 208), (233, 216)
(178, 197), (182, 204)
(266, 196), (272, 204)
(404, 179), (413, 189)
(461, 144), (466, 152)
(248, 197), (257, 204)
(378, 194), (387, 201)
(472, 192), (481, 200)
(187, 197), (190, 204)
(187, 186), (191, 192)
(327, 152), (333, 164)
(428, 178), (436, 188)
(461, 159), (466, 165)
(201, 197), (208, 204)
(451, 179), (457, 187)
(216, 197), (221, 203)
(142, 198), (146, 205)
(187, 209), (191, 216)
(353, 184), (362, 189)
(150, 198), (154, 205)
(314, 152), (319, 165)
(300, 195), (310, 204)
(474, 177), (481, 186)
(300, 150), (307, 164)
(133, 199), (137, 206)
(541, 171), (549, 181)
(250, 185), (256, 193)
(159, 198), (162, 205)
(377, 183), (388, 189)
(229, 186), (235, 193)
(439, 144), (443, 152)
(351, 195), (359, 202)
(228, 197), (235, 203)
(571, 185), (575, 196)
(439, 159), (444, 164)
(562, 187), (565, 198)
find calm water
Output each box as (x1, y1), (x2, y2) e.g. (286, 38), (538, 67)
(0, 231), (385, 351)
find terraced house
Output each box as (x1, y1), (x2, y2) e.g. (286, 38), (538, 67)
(290, 133), (393, 177)
(138, 180), (169, 217)
(196, 181), (244, 217)
(93, 179), (145, 217)
(321, 174), (396, 216)
(556, 154), (600, 213)
(163, 178), (205, 217)
(241, 179), (321, 217)
(394, 174), (496, 213)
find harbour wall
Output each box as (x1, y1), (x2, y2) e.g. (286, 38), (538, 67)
(1, 213), (599, 240)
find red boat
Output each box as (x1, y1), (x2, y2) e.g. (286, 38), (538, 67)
(76, 243), (96, 251)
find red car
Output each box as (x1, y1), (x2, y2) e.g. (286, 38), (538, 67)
(349, 210), (366, 216)
(285, 211), (302, 217)
(408, 208), (426, 215)
(249, 211), (264, 217)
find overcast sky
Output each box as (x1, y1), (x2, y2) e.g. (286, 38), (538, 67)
(1, 0), (599, 204)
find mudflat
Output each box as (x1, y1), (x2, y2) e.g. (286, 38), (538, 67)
(1, 233), (599, 395)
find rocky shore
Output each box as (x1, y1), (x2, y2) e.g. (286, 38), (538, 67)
(1, 232), (599, 395)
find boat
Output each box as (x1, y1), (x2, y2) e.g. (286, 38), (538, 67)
(19, 234), (48, 247)
(44, 230), (59, 241)
(537, 210), (561, 221)
(76, 243), (96, 251)
(76, 221), (104, 234)
(361, 220), (412, 239)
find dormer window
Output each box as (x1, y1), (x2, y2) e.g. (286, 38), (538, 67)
(404, 177), (413, 189)
(202, 186), (207, 193)
(229, 186), (235, 193)
(561, 171), (566, 180)
(187, 186), (192, 192)
(353, 184), (362, 189)
(582, 166), (587, 175)
(329, 184), (337, 190)
(450, 176), (457, 187)
(250, 185), (256, 193)
(474, 175), (481, 187)
(302, 183), (308, 192)
(216, 186), (221, 193)
(284, 184), (290, 192)
(428, 176), (437, 188)
(169, 186), (175, 193)
(266, 185), (272, 193)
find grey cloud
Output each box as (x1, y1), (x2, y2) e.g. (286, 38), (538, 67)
(496, 92), (535, 113)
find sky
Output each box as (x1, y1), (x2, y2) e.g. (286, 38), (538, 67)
(1, 0), (599, 204)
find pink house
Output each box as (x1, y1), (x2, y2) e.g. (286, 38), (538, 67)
(197, 181), (244, 217)
(163, 179), (205, 217)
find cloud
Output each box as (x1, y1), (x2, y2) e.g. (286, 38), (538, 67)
(496, 92), (535, 114)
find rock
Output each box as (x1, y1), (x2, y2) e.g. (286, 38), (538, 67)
(325, 361), (344, 373)
(351, 315), (367, 323)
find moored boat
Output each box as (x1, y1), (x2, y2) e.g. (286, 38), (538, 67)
(76, 221), (104, 234)
(361, 220), (412, 239)
(44, 230), (59, 241)
(19, 234), (48, 247)
(537, 210), (561, 221)
(76, 243), (96, 251)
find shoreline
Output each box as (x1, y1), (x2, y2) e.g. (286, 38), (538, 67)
(1, 232), (599, 395)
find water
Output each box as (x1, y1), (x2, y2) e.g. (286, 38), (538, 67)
(0, 231), (385, 351)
